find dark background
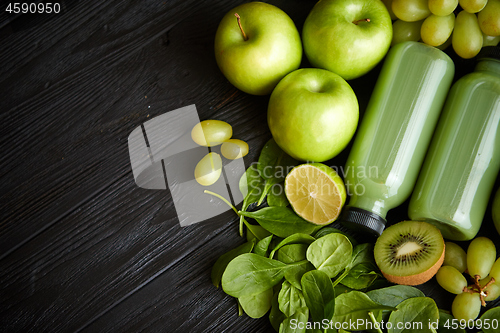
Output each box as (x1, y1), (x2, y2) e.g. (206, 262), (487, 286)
(0, 0), (498, 332)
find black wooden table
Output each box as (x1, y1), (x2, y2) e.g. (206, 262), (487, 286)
(1, 1), (499, 332)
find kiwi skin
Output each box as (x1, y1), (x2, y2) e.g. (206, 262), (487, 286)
(374, 220), (446, 286)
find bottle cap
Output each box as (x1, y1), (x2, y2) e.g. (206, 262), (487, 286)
(477, 46), (500, 61)
(339, 206), (386, 237)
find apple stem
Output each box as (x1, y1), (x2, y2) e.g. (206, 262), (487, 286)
(234, 13), (248, 41)
(352, 18), (371, 25)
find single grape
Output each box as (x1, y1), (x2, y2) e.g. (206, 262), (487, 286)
(191, 120), (232, 147)
(194, 152), (222, 186)
(483, 32), (500, 46)
(490, 257), (500, 282)
(392, 0), (431, 22)
(479, 276), (500, 301)
(478, 0), (500, 36)
(436, 266), (468, 294)
(391, 19), (424, 46)
(428, 0), (459, 16)
(443, 242), (467, 273)
(459, 0), (488, 13)
(451, 292), (482, 321)
(381, 0), (398, 20)
(421, 13), (455, 46)
(436, 35), (453, 49)
(221, 139), (249, 160)
(467, 236), (497, 280)
(452, 10), (483, 59)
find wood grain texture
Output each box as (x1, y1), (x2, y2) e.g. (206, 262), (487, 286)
(0, 0), (498, 332)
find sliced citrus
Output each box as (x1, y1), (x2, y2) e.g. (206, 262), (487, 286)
(284, 163), (346, 225)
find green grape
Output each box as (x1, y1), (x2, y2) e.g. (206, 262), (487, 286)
(194, 152), (222, 186)
(428, 0), (459, 16)
(392, 0), (431, 22)
(452, 10), (483, 59)
(436, 35), (453, 49)
(459, 0), (488, 13)
(451, 292), (482, 321)
(381, 0), (398, 20)
(478, 0), (500, 36)
(483, 32), (500, 46)
(191, 120), (232, 147)
(436, 266), (468, 294)
(467, 237), (497, 279)
(391, 19), (424, 46)
(421, 13), (455, 46)
(479, 276), (500, 301)
(443, 242), (467, 273)
(221, 139), (249, 160)
(490, 257), (500, 282)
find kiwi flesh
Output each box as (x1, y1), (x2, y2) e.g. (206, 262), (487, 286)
(374, 220), (445, 286)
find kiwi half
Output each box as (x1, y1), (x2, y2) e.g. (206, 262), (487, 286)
(374, 220), (445, 286)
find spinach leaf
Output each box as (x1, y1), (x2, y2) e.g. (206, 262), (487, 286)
(267, 183), (290, 207)
(238, 287), (274, 319)
(339, 243), (380, 290)
(278, 244), (314, 290)
(270, 287), (286, 332)
(254, 235), (273, 257)
(301, 270), (335, 323)
(257, 139), (297, 202)
(314, 227), (358, 246)
(211, 239), (255, 288)
(246, 222), (272, 242)
(222, 253), (308, 298)
(366, 285), (425, 308)
(239, 163), (266, 236)
(270, 233), (316, 259)
(388, 297), (440, 333)
(306, 233), (352, 278)
(331, 291), (397, 330)
(437, 310), (465, 333)
(279, 307), (309, 333)
(479, 307), (500, 333)
(240, 207), (321, 238)
(279, 280), (308, 317)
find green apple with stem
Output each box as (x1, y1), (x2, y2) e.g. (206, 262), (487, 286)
(268, 68), (359, 162)
(302, 0), (392, 80)
(214, 2), (302, 95)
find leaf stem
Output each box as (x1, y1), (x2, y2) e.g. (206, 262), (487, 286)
(430, 327), (438, 333)
(204, 190), (239, 215)
(234, 13), (248, 41)
(368, 312), (383, 333)
(331, 269), (350, 288)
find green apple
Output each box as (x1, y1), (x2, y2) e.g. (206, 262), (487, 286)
(493, 187), (500, 235)
(267, 68), (359, 162)
(214, 2), (302, 95)
(302, 0), (392, 80)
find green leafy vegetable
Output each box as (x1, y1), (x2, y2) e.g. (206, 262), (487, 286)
(279, 281), (307, 317)
(239, 164), (266, 236)
(238, 287), (274, 319)
(314, 227), (358, 246)
(254, 235), (273, 257)
(278, 244), (314, 290)
(269, 233), (316, 259)
(211, 239), (255, 288)
(437, 310), (465, 333)
(222, 253), (308, 298)
(306, 233), (353, 278)
(240, 207), (321, 238)
(388, 297), (440, 333)
(279, 307), (309, 333)
(366, 285), (426, 308)
(479, 307), (500, 333)
(246, 223), (272, 242)
(301, 270), (335, 323)
(267, 183), (290, 207)
(270, 287), (286, 332)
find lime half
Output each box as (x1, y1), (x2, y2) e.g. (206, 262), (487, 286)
(285, 163), (346, 225)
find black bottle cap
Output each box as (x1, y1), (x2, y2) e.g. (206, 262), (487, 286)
(477, 46), (500, 61)
(339, 206), (387, 237)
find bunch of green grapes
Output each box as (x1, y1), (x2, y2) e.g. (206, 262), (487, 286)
(383, 0), (500, 58)
(435, 237), (500, 321)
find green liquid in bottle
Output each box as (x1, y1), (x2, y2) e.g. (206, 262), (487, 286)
(409, 47), (500, 241)
(340, 42), (455, 236)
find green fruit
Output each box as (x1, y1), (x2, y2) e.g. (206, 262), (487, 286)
(490, 257), (500, 282)
(436, 266), (467, 294)
(302, 0), (392, 80)
(479, 276), (500, 301)
(451, 292), (481, 321)
(267, 68), (359, 162)
(214, 2), (302, 95)
(194, 152), (222, 186)
(467, 236), (496, 280)
(191, 120), (232, 147)
(443, 241), (467, 273)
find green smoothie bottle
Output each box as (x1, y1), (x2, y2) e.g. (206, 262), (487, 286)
(340, 42), (455, 236)
(408, 46), (500, 241)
